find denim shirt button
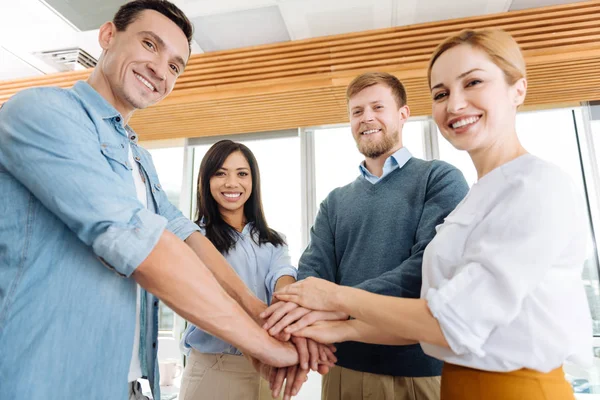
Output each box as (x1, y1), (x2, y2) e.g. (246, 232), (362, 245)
(152, 342), (157, 349)
(116, 116), (121, 123)
(153, 300), (158, 307)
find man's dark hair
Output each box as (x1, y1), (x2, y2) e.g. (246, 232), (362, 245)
(113, 0), (193, 52)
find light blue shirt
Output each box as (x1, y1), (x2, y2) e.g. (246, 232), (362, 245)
(0, 81), (199, 399)
(359, 147), (412, 184)
(181, 224), (297, 356)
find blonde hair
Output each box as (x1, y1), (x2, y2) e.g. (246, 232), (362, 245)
(427, 29), (526, 88)
(346, 72), (407, 108)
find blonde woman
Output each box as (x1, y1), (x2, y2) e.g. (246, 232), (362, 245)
(262, 29), (592, 400)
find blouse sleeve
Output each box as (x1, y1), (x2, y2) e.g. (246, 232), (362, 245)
(265, 234), (298, 302)
(425, 170), (587, 357)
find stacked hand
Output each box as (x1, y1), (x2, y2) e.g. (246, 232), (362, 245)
(252, 278), (352, 399)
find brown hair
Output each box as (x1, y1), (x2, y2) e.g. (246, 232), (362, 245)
(346, 72), (407, 108)
(427, 29), (526, 88)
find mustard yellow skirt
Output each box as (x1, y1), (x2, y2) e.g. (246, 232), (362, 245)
(441, 363), (574, 400)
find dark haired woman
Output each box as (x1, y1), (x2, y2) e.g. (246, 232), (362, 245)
(178, 140), (299, 400)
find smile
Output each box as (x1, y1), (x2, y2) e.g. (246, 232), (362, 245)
(134, 73), (156, 92)
(222, 192), (242, 199)
(450, 116), (480, 129)
(361, 128), (381, 135)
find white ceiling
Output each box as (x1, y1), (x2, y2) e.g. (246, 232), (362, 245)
(0, 0), (587, 80)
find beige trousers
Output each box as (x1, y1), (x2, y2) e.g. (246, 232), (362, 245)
(322, 365), (441, 400)
(179, 350), (281, 400)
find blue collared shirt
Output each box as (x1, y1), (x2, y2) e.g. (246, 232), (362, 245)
(359, 147), (412, 184)
(181, 224), (297, 356)
(0, 81), (199, 399)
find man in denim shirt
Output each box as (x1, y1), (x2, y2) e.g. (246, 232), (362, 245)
(0, 1), (301, 399)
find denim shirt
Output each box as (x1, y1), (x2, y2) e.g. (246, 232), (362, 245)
(181, 224), (297, 356)
(0, 81), (199, 399)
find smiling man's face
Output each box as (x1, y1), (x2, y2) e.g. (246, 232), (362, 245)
(98, 9), (189, 115)
(349, 84), (408, 159)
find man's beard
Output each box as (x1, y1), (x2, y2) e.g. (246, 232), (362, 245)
(356, 130), (399, 159)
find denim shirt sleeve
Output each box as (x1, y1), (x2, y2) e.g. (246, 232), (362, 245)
(0, 88), (166, 277)
(265, 237), (298, 302)
(141, 149), (200, 241)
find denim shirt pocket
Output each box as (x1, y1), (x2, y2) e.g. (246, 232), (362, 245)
(133, 148), (162, 210)
(100, 142), (131, 172)
(145, 170), (163, 209)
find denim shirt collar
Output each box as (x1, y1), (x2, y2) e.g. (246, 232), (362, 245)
(72, 81), (121, 120)
(72, 81), (140, 144)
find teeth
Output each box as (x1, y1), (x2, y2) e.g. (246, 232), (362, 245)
(135, 73), (155, 91)
(223, 193), (241, 198)
(451, 116), (479, 129)
(362, 129), (381, 135)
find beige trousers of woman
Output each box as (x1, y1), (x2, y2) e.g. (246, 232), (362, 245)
(179, 350), (282, 400)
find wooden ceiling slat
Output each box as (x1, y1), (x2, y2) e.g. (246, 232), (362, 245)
(2, 1), (600, 140)
(178, 20), (600, 78)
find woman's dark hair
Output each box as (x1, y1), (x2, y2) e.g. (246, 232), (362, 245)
(195, 140), (285, 254)
(113, 0), (193, 53)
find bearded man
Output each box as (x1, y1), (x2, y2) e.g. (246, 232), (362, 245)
(267, 72), (469, 400)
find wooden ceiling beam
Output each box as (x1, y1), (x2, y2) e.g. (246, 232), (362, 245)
(1, 1), (600, 140)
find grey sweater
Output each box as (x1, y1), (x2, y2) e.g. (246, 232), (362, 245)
(298, 157), (469, 377)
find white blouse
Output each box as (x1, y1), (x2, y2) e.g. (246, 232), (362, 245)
(421, 154), (593, 372)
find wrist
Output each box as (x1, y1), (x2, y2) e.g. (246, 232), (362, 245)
(344, 320), (361, 342)
(333, 286), (350, 314)
(246, 296), (267, 321)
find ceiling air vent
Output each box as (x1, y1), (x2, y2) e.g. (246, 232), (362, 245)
(34, 48), (97, 72)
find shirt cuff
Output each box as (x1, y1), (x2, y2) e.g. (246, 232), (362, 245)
(426, 284), (487, 358)
(266, 267), (298, 299)
(167, 216), (201, 241)
(92, 208), (167, 277)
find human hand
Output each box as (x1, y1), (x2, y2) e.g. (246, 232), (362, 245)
(291, 336), (336, 372)
(269, 364), (310, 400)
(248, 356), (295, 399)
(272, 277), (342, 312)
(261, 301), (348, 337)
(251, 301), (292, 343)
(256, 336), (299, 368)
(292, 320), (355, 345)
